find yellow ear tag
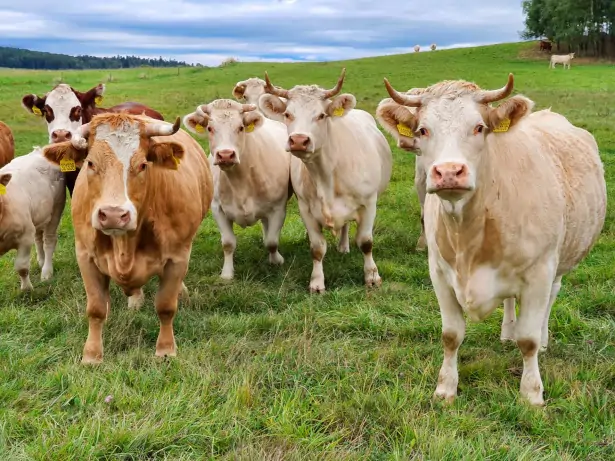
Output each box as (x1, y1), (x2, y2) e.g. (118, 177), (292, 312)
(194, 124), (205, 133)
(32, 106), (42, 116)
(59, 158), (76, 172)
(245, 123), (255, 133)
(95, 96), (103, 105)
(493, 118), (511, 133)
(396, 123), (413, 137)
(172, 155), (180, 167)
(0, 184), (6, 195)
(332, 107), (345, 117)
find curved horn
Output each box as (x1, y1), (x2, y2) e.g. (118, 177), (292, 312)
(474, 73), (514, 104)
(145, 116), (180, 138)
(383, 78), (423, 107)
(264, 71), (290, 98)
(322, 67), (346, 99)
(241, 104), (257, 113)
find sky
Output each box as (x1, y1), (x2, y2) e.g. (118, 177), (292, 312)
(0, 1), (526, 66)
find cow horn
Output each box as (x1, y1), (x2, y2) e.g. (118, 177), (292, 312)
(145, 117), (180, 137)
(241, 104), (257, 113)
(474, 73), (514, 104)
(383, 78), (423, 107)
(322, 67), (346, 99)
(264, 71), (290, 98)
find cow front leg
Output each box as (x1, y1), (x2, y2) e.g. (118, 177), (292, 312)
(14, 239), (33, 291)
(262, 205), (286, 266)
(414, 160), (427, 252)
(213, 207), (236, 280)
(298, 200), (327, 294)
(356, 197), (381, 288)
(154, 260), (187, 357)
(337, 223), (350, 254)
(500, 297), (516, 343)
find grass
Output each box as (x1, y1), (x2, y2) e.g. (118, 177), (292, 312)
(0, 41), (614, 460)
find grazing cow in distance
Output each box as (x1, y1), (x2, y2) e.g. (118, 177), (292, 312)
(550, 53), (575, 69)
(0, 121), (15, 168)
(0, 148), (66, 290)
(21, 83), (165, 196)
(539, 40), (552, 52)
(382, 73), (606, 406)
(414, 45), (420, 53)
(259, 68), (393, 293)
(183, 99), (292, 280)
(430, 43), (437, 51)
(232, 77), (287, 122)
(41, 113), (214, 363)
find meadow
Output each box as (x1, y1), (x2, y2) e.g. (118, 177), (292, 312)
(0, 41), (614, 460)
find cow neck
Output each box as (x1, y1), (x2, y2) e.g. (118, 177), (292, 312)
(109, 226), (141, 273)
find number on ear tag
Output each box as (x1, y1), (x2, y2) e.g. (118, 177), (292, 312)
(60, 158), (76, 172)
(32, 106), (42, 116)
(493, 118), (511, 133)
(332, 107), (344, 117)
(397, 123), (413, 137)
(245, 123), (255, 133)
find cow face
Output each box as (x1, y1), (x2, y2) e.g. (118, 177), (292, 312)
(22, 84), (105, 143)
(382, 74), (533, 202)
(232, 78), (267, 105)
(41, 114), (183, 236)
(376, 94), (424, 154)
(259, 68), (355, 157)
(183, 99), (263, 170)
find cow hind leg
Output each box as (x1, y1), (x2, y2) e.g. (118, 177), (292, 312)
(500, 297), (516, 343)
(154, 261), (187, 357)
(35, 230), (45, 270)
(541, 276), (562, 352)
(337, 223), (350, 254)
(126, 288), (145, 310)
(15, 241), (34, 291)
(356, 198), (381, 288)
(298, 200), (327, 294)
(262, 206), (286, 266)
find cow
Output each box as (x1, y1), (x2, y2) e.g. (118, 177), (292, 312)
(232, 77), (287, 122)
(0, 121), (15, 168)
(381, 73), (606, 406)
(40, 113), (214, 363)
(182, 99), (292, 280)
(414, 45), (421, 53)
(258, 68), (393, 293)
(550, 53), (575, 69)
(21, 83), (164, 196)
(430, 43), (437, 51)
(0, 148), (66, 290)
(539, 40), (552, 52)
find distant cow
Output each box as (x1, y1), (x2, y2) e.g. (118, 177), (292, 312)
(414, 45), (421, 53)
(41, 113), (214, 363)
(539, 40), (552, 52)
(259, 68), (393, 293)
(22, 83), (165, 196)
(0, 149), (66, 290)
(232, 77), (287, 122)
(183, 99), (292, 280)
(382, 73), (606, 406)
(430, 43), (437, 51)
(550, 53), (575, 69)
(0, 121), (14, 168)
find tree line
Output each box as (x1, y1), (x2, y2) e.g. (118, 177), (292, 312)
(522, 0), (615, 57)
(0, 47), (193, 70)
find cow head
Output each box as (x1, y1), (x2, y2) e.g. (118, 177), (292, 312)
(376, 88), (428, 154)
(232, 78), (269, 105)
(41, 113), (183, 236)
(22, 83), (105, 143)
(259, 68), (355, 157)
(183, 99), (263, 170)
(381, 73), (533, 202)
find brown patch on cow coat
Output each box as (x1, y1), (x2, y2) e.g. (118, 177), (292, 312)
(0, 122), (15, 168)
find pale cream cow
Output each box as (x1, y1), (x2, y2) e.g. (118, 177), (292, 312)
(381, 73), (606, 406)
(232, 78), (286, 122)
(183, 99), (292, 280)
(414, 45), (421, 53)
(0, 148), (66, 290)
(430, 43), (437, 51)
(550, 53), (575, 69)
(259, 68), (393, 293)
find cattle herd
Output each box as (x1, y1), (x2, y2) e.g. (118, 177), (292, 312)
(0, 68), (607, 408)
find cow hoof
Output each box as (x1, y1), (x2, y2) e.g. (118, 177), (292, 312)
(20, 281), (34, 291)
(337, 243), (350, 254)
(539, 344), (548, 353)
(219, 272), (234, 281)
(268, 252), (284, 266)
(365, 272), (382, 288)
(81, 354), (103, 365)
(309, 282), (325, 294)
(155, 348), (177, 358)
(433, 387), (456, 404)
(41, 270), (53, 282)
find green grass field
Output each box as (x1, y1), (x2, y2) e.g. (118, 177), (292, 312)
(1, 41), (614, 460)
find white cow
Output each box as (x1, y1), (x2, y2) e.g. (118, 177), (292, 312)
(550, 53), (575, 69)
(232, 77), (287, 122)
(183, 99), (292, 280)
(259, 68), (393, 293)
(0, 148), (66, 289)
(381, 73), (606, 406)
(414, 45), (421, 53)
(430, 43), (437, 51)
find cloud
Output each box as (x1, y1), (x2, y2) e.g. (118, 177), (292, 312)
(0, 1), (525, 66)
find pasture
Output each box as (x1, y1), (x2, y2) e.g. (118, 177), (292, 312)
(1, 41), (614, 460)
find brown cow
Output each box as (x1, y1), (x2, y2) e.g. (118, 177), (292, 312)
(22, 83), (164, 196)
(0, 121), (15, 168)
(41, 113), (214, 363)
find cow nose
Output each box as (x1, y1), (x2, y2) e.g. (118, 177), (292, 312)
(97, 206), (131, 229)
(214, 149), (237, 165)
(51, 130), (72, 143)
(431, 162), (470, 190)
(288, 134), (310, 152)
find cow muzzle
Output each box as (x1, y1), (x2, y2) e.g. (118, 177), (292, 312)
(214, 149), (238, 168)
(51, 130), (72, 143)
(94, 205), (136, 234)
(287, 134), (312, 153)
(428, 162), (473, 195)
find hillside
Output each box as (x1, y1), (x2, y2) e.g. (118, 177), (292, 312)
(1, 41), (614, 460)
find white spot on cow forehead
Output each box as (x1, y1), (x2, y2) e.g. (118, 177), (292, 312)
(95, 121), (141, 166)
(47, 84), (80, 107)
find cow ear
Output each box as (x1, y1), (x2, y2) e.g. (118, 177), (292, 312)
(233, 82), (247, 100)
(147, 141), (185, 170)
(242, 110), (264, 133)
(42, 141), (87, 168)
(375, 99), (419, 152)
(22, 94), (46, 117)
(326, 94), (356, 117)
(75, 84), (105, 108)
(0, 173), (11, 187)
(182, 112), (209, 137)
(487, 95), (534, 133)
(259, 94), (287, 119)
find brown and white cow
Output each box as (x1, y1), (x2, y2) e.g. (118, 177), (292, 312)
(22, 83), (164, 196)
(232, 77), (287, 122)
(259, 68), (393, 293)
(381, 73), (606, 405)
(41, 113), (214, 363)
(183, 99), (292, 280)
(0, 121), (15, 168)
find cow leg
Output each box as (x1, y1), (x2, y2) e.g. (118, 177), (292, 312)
(432, 267), (466, 404)
(414, 160), (427, 252)
(126, 288), (145, 310)
(154, 260), (186, 357)
(356, 197), (381, 288)
(79, 254), (110, 364)
(500, 297), (516, 342)
(213, 209), (236, 280)
(541, 276), (562, 352)
(34, 230), (45, 270)
(337, 223), (350, 254)
(298, 199), (326, 294)
(179, 282), (190, 300)
(14, 239), (34, 291)
(40, 204), (63, 281)
(262, 206), (286, 266)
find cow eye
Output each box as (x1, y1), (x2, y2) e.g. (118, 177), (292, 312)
(138, 162), (148, 173)
(87, 160), (95, 170)
(317, 113), (326, 121)
(207, 126), (214, 133)
(419, 127), (429, 137)
(283, 112), (290, 119)
(238, 125), (244, 132)
(474, 124), (485, 135)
